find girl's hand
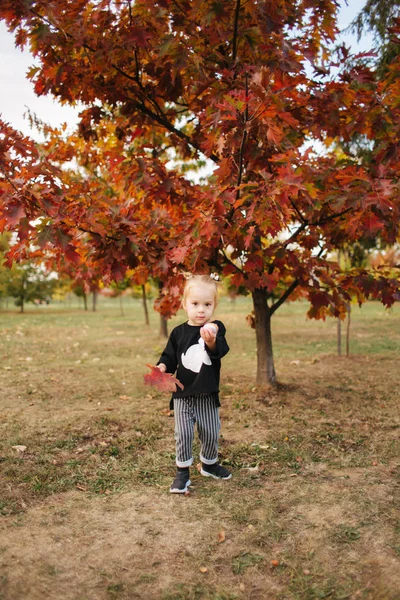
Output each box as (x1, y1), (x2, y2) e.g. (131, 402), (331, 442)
(200, 323), (218, 349)
(157, 363), (167, 373)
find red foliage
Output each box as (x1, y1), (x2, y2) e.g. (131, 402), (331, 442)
(144, 365), (184, 393)
(0, 3), (399, 322)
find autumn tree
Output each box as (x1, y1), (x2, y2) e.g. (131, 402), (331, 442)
(0, 235), (56, 312)
(1, 1), (399, 385)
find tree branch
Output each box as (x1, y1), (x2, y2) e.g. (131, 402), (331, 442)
(232, 0), (241, 62)
(289, 199), (307, 224)
(225, 73), (249, 221)
(310, 206), (353, 226)
(221, 248), (244, 275)
(1, 165), (120, 243)
(29, 8), (219, 164)
(270, 279), (299, 315)
(282, 221), (308, 248)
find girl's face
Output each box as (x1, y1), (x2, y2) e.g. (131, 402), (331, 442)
(183, 284), (216, 326)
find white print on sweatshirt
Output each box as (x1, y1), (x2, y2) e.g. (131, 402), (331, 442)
(181, 337), (212, 373)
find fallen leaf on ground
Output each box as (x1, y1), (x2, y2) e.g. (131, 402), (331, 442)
(144, 365), (184, 393)
(12, 445), (27, 452)
(218, 530), (226, 543)
(271, 559), (280, 567)
(199, 567), (208, 573)
(161, 408), (172, 415)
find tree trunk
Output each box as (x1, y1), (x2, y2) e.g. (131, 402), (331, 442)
(20, 295), (24, 314)
(92, 289), (98, 312)
(83, 293), (88, 311)
(337, 249), (342, 356)
(337, 318), (342, 356)
(158, 280), (168, 338)
(142, 285), (150, 326)
(160, 314), (168, 338)
(252, 288), (276, 387)
(346, 303), (351, 357)
(119, 294), (124, 316)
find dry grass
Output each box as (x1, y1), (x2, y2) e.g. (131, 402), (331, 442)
(0, 297), (399, 600)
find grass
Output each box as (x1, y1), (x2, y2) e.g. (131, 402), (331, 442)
(0, 296), (399, 599)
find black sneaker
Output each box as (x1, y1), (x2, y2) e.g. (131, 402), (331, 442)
(200, 463), (232, 480)
(170, 469), (191, 493)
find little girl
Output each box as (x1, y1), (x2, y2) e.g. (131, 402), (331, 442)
(157, 274), (232, 493)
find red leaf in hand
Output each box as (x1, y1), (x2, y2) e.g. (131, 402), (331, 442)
(144, 365), (184, 393)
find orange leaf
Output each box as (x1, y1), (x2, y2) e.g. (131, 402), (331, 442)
(199, 567), (208, 573)
(218, 530), (226, 543)
(271, 559), (280, 568)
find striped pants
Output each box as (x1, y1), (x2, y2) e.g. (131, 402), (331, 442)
(174, 395), (220, 468)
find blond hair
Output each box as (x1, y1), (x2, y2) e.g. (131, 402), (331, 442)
(182, 274), (219, 305)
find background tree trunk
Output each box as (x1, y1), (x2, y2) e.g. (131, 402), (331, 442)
(346, 303), (351, 357)
(92, 289), (98, 312)
(252, 288), (276, 387)
(83, 293), (88, 311)
(337, 318), (342, 356)
(142, 284), (150, 326)
(159, 314), (168, 338)
(158, 280), (168, 338)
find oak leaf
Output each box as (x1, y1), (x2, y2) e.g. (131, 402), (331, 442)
(144, 365), (184, 393)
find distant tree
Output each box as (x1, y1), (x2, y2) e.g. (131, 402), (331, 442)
(1, 234), (56, 311)
(129, 279), (156, 326)
(109, 278), (131, 316)
(351, 0), (400, 42)
(351, 0), (400, 70)
(72, 283), (88, 311)
(6, 261), (57, 313)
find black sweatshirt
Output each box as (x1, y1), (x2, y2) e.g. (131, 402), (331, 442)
(157, 320), (229, 409)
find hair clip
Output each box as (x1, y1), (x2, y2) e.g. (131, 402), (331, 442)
(210, 273), (220, 281)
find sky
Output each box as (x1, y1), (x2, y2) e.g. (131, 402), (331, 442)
(0, 2), (374, 139)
